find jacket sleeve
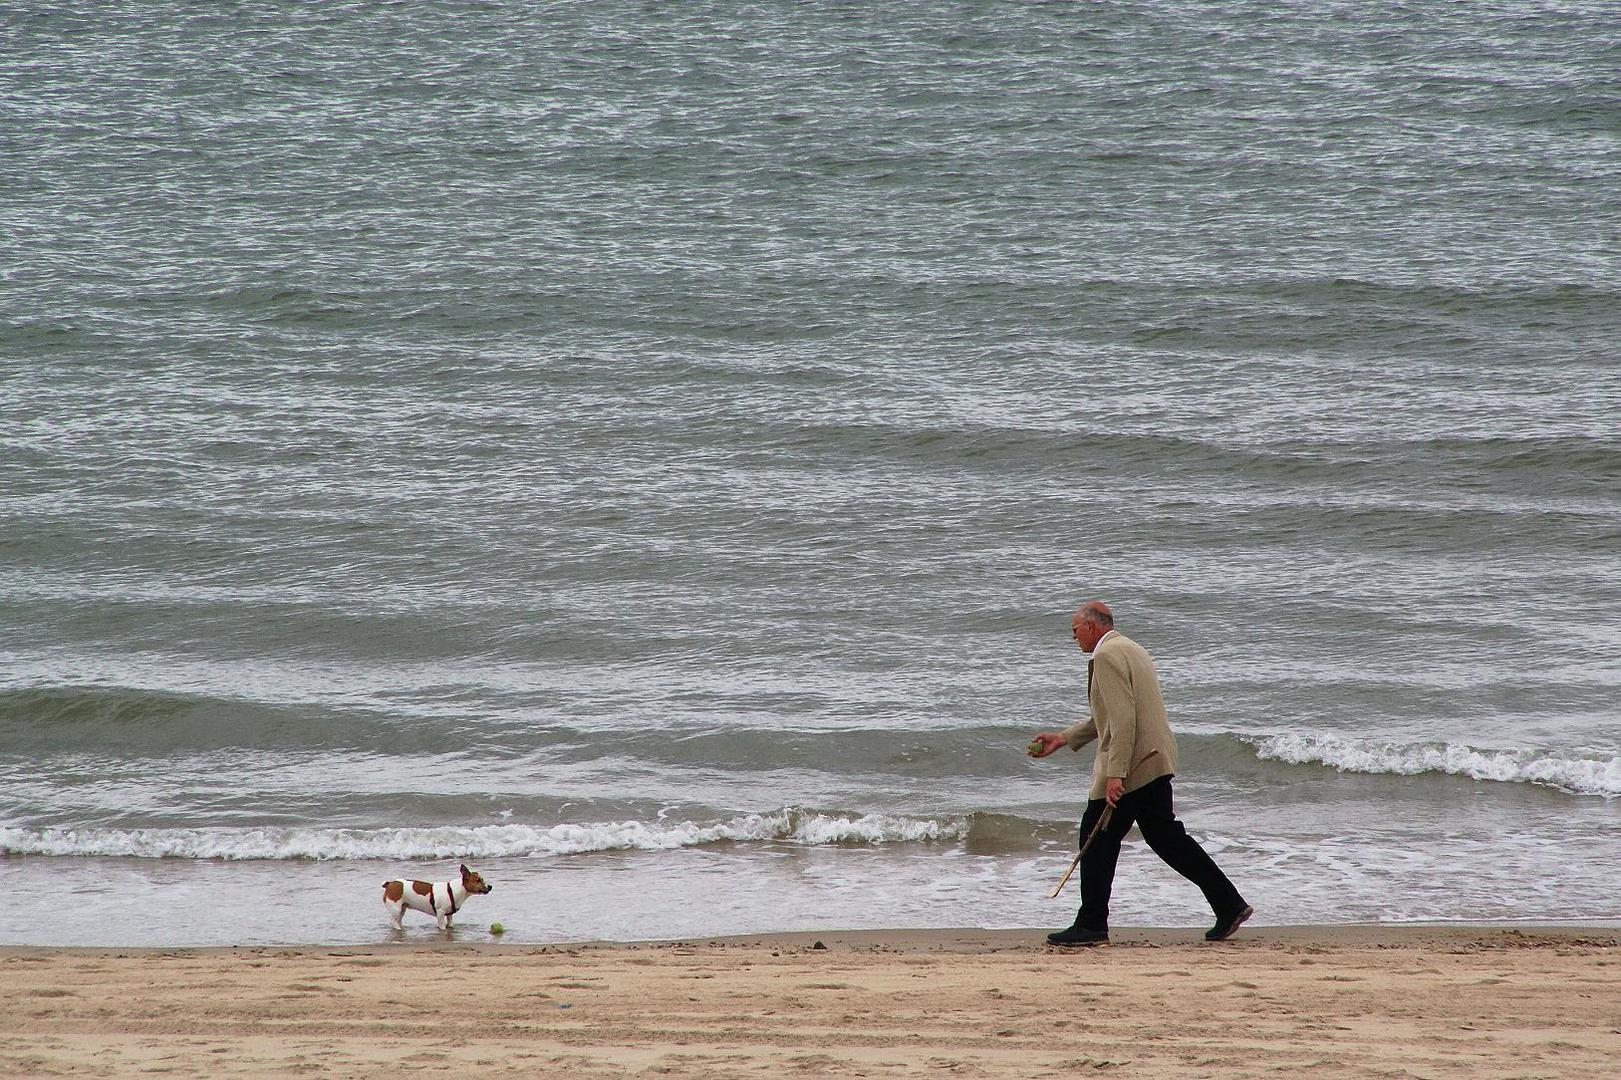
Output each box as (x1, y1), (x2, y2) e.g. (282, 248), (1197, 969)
(1093, 651), (1138, 778)
(1060, 717), (1097, 751)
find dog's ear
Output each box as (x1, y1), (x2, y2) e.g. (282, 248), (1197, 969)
(460, 864), (470, 876)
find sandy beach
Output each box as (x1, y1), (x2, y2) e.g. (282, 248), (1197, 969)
(2, 925), (1616, 1078)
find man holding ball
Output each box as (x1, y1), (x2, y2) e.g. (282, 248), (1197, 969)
(1029, 601), (1252, 946)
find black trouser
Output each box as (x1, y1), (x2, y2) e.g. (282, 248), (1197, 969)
(1072, 775), (1244, 932)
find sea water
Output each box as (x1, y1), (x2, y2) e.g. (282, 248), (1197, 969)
(2, 1), (1617, 946)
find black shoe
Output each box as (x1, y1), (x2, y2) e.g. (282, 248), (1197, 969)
(1046, 925), (1110, 947)
(1205, 904), (1253, 942)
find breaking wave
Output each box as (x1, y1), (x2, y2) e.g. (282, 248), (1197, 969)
(1245, 733), (1621, 798)
(0, 808), (969, 861)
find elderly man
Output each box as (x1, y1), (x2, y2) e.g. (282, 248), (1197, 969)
(1029, 601), (1252, 946)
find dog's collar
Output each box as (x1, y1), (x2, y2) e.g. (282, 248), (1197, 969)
(427, 882), (461, 917)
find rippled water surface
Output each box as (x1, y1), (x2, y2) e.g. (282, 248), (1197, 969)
(3, 1), (1618, 945)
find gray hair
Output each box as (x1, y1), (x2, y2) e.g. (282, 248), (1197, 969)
(1078, 602), (1114, 628)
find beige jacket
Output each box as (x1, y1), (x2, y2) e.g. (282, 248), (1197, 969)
(1059, 630), (1179, 800)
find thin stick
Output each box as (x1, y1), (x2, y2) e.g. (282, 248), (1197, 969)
(1048, 806), (1110, 898)
(1047, 748), (1161, 899)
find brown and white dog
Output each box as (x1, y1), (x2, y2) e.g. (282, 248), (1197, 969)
(382, 864), (493, 930)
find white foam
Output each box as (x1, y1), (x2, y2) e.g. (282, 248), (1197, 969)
(1246, 733), (1621, 798)
(0, 809), (968, 861)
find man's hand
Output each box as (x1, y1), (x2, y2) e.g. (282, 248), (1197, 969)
(1105, 777), (1125, 806)
(1027, 732), (1068, 758)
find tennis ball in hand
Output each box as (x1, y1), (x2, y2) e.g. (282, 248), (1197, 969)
(489, 922), (505, 935)
(1027, 739), (1045, 756)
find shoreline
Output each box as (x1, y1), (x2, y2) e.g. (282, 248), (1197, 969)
(685, 919), (1621, 950)
(6, 919), (1620, 955)
(4, 925), (1616, 1078)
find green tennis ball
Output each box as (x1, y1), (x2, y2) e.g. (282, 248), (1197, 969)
(489, 922), (505, 935)
(1027, 739), (1045, 756)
